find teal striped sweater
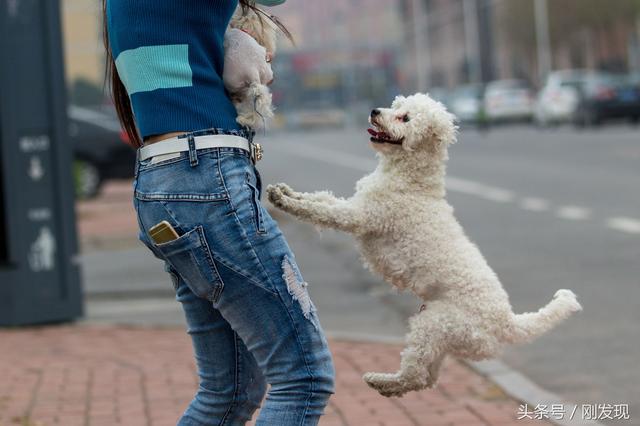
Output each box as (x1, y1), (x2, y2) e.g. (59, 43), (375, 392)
(106, 0), (241, 138)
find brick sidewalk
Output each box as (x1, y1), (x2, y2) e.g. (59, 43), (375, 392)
(0, 325), (546, 426)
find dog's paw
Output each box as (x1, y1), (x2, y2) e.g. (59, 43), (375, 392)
(363, 372), (407, 398)
(266, 183), (296, 209)
(553, 289), (583, 312)
(266, 184), (284, 205)
(274, 182), (297, 197)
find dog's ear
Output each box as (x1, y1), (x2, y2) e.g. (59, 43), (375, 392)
(436, 109), (458, 146)
(405, 107), (457, 154)
(429, 110), (458, 154)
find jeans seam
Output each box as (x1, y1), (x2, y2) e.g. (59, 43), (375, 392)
(229, 210), (279, 294)
(218, 156), (278, 294)
(246, 172), (267, 235)
(210, 251), (278, 297)
(218, 334), (241, 426)
(195, 227), (225, 303)
(217, 155), (235, 211)
(270, 283), (316, 425)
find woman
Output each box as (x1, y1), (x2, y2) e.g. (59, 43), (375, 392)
(103, 1), (335, 425)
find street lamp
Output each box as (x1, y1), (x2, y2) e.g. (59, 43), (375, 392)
(534, 0), (552, 84)
(463, 0), (481, 84)
(410, 0), (430, 91)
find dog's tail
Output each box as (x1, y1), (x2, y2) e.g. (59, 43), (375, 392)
(503, 289), (582, 344)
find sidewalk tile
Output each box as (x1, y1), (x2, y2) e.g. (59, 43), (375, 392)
(0, 325), (550, 426)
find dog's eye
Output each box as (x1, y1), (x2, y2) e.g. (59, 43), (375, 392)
(401, 114), (410, 123)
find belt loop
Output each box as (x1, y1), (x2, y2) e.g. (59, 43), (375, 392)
(188, 134), (198, 167)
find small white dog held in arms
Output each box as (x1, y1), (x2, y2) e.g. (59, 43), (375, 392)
(267, 93), (582, 397)
(223, 5), (279, 130)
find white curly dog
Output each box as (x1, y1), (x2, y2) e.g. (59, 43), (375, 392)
(267, 93), (582, 397)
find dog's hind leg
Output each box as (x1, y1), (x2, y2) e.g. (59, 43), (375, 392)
(426, 353), (446, 388)
(363, 309), (447, 397)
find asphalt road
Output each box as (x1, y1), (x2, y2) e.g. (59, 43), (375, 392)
(83, 123), (639, 419)
(256, 124), (640, 416)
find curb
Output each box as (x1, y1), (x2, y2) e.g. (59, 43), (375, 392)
(85, 289), (175, 301)
(324, 330), (603, 426)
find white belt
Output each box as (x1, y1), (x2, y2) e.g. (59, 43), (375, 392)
(139, 134), (262, 162)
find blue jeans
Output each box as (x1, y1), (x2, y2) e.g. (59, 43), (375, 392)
(133, 129), (335, 425)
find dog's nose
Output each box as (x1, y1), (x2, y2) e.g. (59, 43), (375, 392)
(371, 109), (381, 117)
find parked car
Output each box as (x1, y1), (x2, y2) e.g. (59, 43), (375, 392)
(484, 79), (534, 123)
(573, 72), (640, 127)
(534, 70), (585, 125)
(448, 84), (484, 124)
(69, 105), (136, 198)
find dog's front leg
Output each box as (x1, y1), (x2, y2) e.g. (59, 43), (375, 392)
(272, 183), (340, 205)
(267, 183), (365, 234)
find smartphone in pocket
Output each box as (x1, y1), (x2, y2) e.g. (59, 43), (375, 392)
(148, 221), (180, 245)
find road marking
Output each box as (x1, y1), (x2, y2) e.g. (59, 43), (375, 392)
(607, 217), (640, 234)
(556, 206), (591, 221)
(447, 177), (515, 203)
(271, 138), (637, 236)
(520, 197), (551, 212)
(478, 188), (515, 203)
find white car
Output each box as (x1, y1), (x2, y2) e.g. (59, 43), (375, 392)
(534, 70), (586, 125)
(484, 79), (534, 122)
(449, 84), (483, 123)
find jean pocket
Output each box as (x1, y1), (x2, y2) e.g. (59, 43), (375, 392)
(246, 172), (267, 234)
(154, 225), (224, 302)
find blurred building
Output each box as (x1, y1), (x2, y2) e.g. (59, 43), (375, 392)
(397, 0), (495, 90)
(276, 0), (404, 51)
(493, 0), (640, 85)
(62, 0), (104, 105)
(56, 0), (640, 112)
(272, 0), (407, 111)
(403, 0), (640, 89)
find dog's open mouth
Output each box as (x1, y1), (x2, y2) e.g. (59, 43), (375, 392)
(367, 128), (404, 145)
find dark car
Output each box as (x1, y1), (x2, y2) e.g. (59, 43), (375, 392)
(69, 105), (136, 198)
(573, 72), (640, 126)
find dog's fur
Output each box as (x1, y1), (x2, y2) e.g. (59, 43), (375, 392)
(223, 6), (278, 130)
(267, 93), (582, 397)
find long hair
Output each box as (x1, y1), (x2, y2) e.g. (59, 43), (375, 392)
(102, 0), (140, 147)
(102, 0), (289, 148)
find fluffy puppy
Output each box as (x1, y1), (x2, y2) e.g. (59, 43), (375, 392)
(223, 5), (278, 130)
(267, 93), (582, 397)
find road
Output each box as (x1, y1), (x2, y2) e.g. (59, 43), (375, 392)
(83, 124), (639, 420)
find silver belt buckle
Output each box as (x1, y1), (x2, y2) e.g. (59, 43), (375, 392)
(250, 142), (264, 163)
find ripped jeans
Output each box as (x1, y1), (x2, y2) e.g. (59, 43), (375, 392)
(133, 129), (335, 425)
